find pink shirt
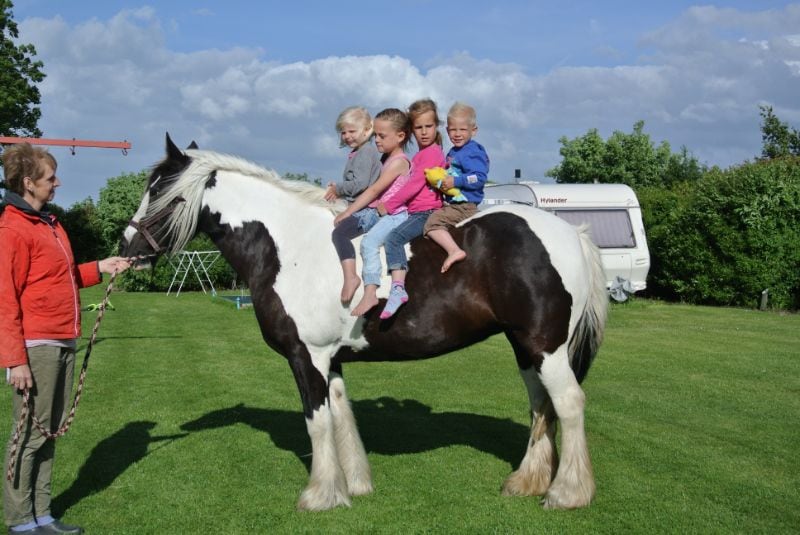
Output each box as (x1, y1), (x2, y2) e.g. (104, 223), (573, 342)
(369, 154), (411, 215)
(382, 144), (445, 214)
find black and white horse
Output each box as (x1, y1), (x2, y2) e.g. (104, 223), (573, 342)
(120, 136), (608, 511)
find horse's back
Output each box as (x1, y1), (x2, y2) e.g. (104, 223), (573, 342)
(352, 206), (582, 360)
(472, 205), (592, 306)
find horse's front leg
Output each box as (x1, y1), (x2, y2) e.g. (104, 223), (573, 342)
(329, 363), (373, 496)
(288, 352), (350, 511)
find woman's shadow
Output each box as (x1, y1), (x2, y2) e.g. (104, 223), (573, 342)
(52, 421), (186, 517)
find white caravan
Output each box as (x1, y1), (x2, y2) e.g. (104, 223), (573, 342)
(480, 182), (650, 295)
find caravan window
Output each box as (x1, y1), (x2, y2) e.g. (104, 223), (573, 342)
(554, 209), (636, 248)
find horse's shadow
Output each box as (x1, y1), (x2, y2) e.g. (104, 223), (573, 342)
(53, 399), (528, 514)
(52, 421), (187, 517)
(180, 397), (529, 470)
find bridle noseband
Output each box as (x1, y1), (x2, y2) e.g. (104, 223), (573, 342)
(128, 195), (185, 254)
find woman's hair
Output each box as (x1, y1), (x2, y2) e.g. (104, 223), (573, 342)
(448, 101), (477, 128)
(1, 143), (57, 196)
(407, 98), (443, 146)
(335, 106), (374, 148)
(374, 107), (412, 149)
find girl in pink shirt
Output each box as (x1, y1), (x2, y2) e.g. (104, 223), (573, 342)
(376, 98), (445, 319)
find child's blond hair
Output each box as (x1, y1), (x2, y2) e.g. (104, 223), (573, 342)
(447, 101), (477, 128)
(335, 106), (374, 148)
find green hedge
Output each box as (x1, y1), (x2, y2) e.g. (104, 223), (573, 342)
(641, 157), (800, 309)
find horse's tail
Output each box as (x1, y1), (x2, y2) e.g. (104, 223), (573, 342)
(568, 224), (608, 384)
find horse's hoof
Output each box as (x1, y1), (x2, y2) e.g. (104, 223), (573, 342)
(347, 479), (374, 497)
(541, 482), (593, 510)
(296, 485), (351, 511)
(501, 469), (550, 497)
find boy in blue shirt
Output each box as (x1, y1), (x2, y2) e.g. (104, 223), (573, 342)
(424, 102), (490, 272)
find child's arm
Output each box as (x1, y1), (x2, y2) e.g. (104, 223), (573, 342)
(451, 149), (489, 192)
(382, 146), (446, 214)
(334, 158), (408, 225)
(338, 147), (379, 198)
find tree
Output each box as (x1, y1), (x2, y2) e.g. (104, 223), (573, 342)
(546, 128), (605, 185)
(95, 171), (149, 255)
(60, 199), (105, 264)
(546, 121), (705, 189)
(0, 0), (45, 138)
(284, 171), (322, 186)
(760, 105), (800, 159)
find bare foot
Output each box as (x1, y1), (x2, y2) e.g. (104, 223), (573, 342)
(341, 275), (361, 303)
(441, 249), (467, 273)
(351, 294), (379, 316)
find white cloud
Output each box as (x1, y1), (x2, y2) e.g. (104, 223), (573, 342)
(13, 5), (800, 206)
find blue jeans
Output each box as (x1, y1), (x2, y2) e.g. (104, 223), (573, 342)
(353, 207), (379, 232)
(360, 211), (408, 286)
(384, 209), (435, 272)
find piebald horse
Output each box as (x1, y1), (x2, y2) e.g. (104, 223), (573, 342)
(120, 136), (608, 511)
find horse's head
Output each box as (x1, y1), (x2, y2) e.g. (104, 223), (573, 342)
(119, 133), (198, 269)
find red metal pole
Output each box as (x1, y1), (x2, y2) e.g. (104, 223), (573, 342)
(0, 136), (131, 152)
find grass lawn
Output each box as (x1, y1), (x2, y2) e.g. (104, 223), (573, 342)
(3, 286), (798, 534)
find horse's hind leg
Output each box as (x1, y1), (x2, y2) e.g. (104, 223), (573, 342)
(503, 336), (558, 497)
(539, 345), (595, 509)
(329, 370), (373, 496)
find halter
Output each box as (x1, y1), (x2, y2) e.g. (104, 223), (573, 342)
(127, 195), (186, 254)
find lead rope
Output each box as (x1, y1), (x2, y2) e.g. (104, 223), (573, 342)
(6, 269), (120, 482)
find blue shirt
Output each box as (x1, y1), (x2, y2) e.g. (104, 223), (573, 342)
(446, 139), (489, 204)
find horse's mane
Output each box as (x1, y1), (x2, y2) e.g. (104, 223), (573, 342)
(147, 149), (346, 254)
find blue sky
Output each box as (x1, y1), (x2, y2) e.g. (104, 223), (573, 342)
(7, 1), (800, 206)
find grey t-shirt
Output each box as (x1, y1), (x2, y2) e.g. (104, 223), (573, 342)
(337, 142), (382, 202)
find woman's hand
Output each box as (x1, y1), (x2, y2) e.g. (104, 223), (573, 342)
(8, 364), (33, 391)
(98, 256), (134, 274)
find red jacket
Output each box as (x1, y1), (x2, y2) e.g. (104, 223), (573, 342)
(0, 199), (101, 368)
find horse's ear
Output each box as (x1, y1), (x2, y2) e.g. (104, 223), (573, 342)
(165, 132), (183, 160)
(187, 140), (199, 150)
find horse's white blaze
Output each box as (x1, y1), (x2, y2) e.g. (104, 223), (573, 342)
(123, 189), (151, 243)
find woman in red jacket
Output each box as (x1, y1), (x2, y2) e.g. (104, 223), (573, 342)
(0, 144), (132, 535)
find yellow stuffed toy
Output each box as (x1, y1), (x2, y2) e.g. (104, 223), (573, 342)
(424, 167), (467, 202)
